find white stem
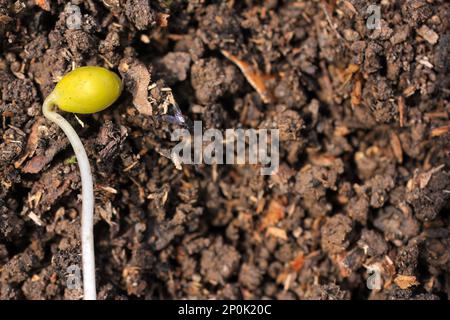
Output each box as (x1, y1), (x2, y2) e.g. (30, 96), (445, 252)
(43, 92), (96, 300)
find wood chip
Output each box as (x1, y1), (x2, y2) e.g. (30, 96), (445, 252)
(398, 96), (406, 127)
(266, 226), (288, 240)
(431, 125), (449, 137)
(390, 132), (403, 163)
(283, 273), (293, 291)
(417, 25), (439, 45)
(22, 156), (50, 174)
(424, 112), (449, 121)
(31, 274), (41, 282)
(334, 125), (350, 137)
(342, 64), (360, 85)
(221, 50), (274, 104)
(403, 86), (416, 97)
(28, 212), (44, 226)
(97, 201), (117, 227)
(418, 57), (434, 69)
(394, 275), (419, 289)
(98, 185), (118, 194)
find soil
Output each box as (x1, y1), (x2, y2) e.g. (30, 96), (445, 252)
(0, 0), (449, 300)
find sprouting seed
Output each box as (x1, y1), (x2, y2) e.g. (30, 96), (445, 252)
(42, 66), (122, 300)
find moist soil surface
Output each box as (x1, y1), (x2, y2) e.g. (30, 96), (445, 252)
(0, 0), (449, 300)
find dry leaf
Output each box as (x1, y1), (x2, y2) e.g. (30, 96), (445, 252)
(394, 275), (419, 289)
(351, 78), (362, 107)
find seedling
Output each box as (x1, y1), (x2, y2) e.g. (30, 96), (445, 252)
(42, 66), (122, 300)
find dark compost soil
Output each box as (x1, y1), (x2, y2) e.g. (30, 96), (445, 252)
(0, 0), (449, 300)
